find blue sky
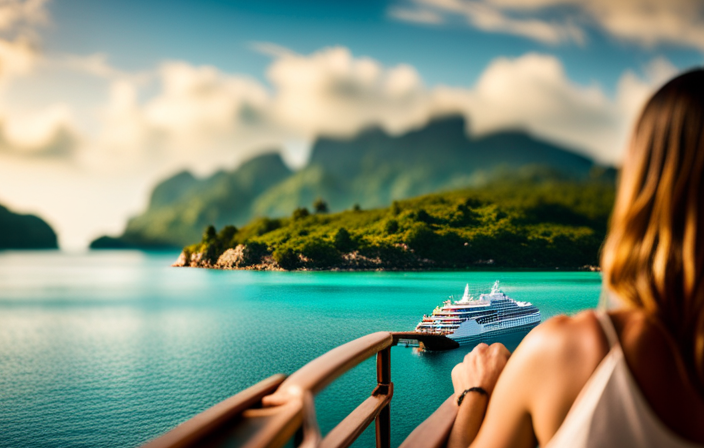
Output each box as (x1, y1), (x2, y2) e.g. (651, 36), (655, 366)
(45, 0), (701, 89)
(1, 0), (703, 248)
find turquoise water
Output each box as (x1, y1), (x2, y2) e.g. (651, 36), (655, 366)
(0, 251), (602, 447)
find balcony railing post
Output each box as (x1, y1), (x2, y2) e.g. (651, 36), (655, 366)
(375, 404), (390, 448)
(375, 347), (391, 448)
(377, 346), (391, 385)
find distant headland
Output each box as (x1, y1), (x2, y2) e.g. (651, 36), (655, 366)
(0, 204), (58, 250)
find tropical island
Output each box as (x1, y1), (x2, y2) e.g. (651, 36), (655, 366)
(173, 171), (614, 271)
(90, 115), (615, 251)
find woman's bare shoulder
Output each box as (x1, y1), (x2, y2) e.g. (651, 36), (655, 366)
(472, 311), (614, 447)
(499, 310), (611, 442)
(515, 311), (610, 367)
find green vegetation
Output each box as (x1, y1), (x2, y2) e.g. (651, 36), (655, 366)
(92, 153), (293, 248)
(0, 204), (58, 250)
(178, 174), (615, 271)
(94, 115), (614, 249)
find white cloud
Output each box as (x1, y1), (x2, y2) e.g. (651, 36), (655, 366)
(93, 62), (285, 175)
(0, 103), (78, 157)
(390, 0), (704, 51)
(615, 57), (678, 119)
(81, 46), (670, 187)
(442, 0), (583, 44)
(0, 0), (48, 31)
(55, 53), (153, 84)
(580, 0), (704, 51)
(0, 41), (679, 247)
(387, 6), (444, 25)
(0, 2), (80, 159)
(0, 3), (695, 252)
(145, 62), (269, 136)
(431, 53), (678, 163)
(249, 41), (298, 58)
(0, 36), (38, 86)
(84, 48), (435, 175)
(390, 0), (585, 45)
(434, 53), (617, 159)
(268, 47), (432, 137)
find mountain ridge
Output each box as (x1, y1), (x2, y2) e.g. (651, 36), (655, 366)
(91, 114), (613, 249)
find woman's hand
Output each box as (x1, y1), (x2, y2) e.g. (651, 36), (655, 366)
(448, 343), (512, 448)
(452, 342), (511, 400)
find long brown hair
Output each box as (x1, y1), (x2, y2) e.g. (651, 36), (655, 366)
(601, 69), (704, 393)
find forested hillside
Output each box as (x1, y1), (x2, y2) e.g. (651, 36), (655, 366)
(175, 173), (614, 271)
(92, 115), (613, 249)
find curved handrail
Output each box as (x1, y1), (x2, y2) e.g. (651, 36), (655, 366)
(142, 331), (458, 448)
(398, 395), (457, 448)
(263, 332), (393, 407)
(260, 331), (396, 448)
(142, 374), (287, 448)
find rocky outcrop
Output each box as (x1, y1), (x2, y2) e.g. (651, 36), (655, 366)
(172, 250), (207, 267)
(215, 246), (246, 268)
(173, 245), (282, 270)
(578, 265), (601, 272)
(173, 245), (436, 271)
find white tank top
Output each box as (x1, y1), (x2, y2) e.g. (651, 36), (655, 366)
(546, 312), (704, 448)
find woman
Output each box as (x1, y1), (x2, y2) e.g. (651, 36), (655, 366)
(449, 69), (704, 448)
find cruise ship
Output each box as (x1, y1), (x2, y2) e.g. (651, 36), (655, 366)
(414, 281), (541, 345)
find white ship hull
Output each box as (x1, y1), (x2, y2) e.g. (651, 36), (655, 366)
(448, 312), (541, 345)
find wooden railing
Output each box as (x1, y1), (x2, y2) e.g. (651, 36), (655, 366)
(143, 331), (459, 448)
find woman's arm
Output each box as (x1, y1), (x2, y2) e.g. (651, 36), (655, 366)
(449, 313), (606, 448)
(448, 338), (539, 448)
(447, 393), (489, 448)
(447, 342), (510, 448)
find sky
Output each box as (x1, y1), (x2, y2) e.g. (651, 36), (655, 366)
(0, 0), (703, 249)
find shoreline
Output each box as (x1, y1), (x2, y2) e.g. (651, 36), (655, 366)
(172, 249), (601, 272)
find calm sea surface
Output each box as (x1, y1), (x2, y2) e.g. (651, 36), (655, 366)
(0, 251), (602, 447)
